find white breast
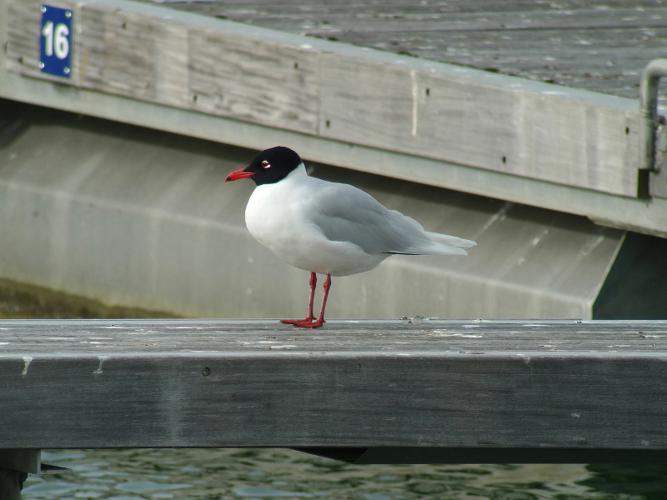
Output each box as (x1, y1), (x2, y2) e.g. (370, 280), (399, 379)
(244, 165), (386, 276)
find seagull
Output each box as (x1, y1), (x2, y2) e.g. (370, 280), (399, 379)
(225, 146), (476, 328)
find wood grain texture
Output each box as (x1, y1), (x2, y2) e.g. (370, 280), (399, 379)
(78, 5), (158, 102)
(319, 53), (639, 193)
(1, 319), (666, 450)
(6, 0), (319, 133)
(158, 0), (667, 100)
(187, 27), (319, 132)
(4, 0), (641, 196)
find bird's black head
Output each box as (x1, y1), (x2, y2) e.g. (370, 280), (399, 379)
(225, 146), (302, 185)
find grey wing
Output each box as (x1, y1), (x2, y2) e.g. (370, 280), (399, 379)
(310, 183), (433, 255)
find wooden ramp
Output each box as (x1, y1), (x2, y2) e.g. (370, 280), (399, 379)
(163, 0), (666, 99)
(2, 319), (667, 462)
(3, 0), (667, 236)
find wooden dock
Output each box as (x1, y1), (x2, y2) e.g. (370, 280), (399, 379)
(4, 0), (639, 197)
(162, 0), (667, 99)
(3, 0), (667, 237)
(2, 319), (667, 463)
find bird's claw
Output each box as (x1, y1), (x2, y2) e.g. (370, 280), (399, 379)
(281, 318), (325, 328)
(281, 318), (313, 325)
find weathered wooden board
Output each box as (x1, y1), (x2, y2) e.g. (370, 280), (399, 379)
(1, 319), (667, 452)
(161, 0), (667, 99)
(6, 0), (320, 134)
(4, 0), (641, 197)
(78, 4), (161, 102)
(187, 27), (319, 131)
(319, 53), (638, 192)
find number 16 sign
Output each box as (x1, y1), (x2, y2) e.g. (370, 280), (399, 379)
(40, 4), (72, 78)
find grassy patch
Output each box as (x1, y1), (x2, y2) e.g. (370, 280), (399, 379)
(0, 278), (178, 319)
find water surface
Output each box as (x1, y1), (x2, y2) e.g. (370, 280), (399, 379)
(22, 449), (667, 499)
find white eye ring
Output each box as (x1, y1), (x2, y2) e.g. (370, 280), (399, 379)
(261, 160), (271, 169)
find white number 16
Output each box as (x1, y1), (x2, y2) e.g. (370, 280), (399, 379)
(42, 21), (70, 59)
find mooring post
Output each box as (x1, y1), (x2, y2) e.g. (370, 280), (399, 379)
(0, 449), (41, 499)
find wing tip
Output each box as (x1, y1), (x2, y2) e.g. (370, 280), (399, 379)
(427, 232), (477, 250)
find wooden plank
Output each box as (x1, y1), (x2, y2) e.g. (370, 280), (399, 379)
(6, 0), (320, 134)
(78, 4), (159, 102)
(319, 54), (639, 193)
(3, 0), (641, 197)
(162, 0), (667, 99)
(1, 319), (667, 451)
(186, 26), (319, 132)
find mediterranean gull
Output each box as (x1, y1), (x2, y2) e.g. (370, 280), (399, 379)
(225, 146), (476, 328)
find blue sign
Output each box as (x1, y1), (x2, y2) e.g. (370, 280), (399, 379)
(40, 4), (72, 78)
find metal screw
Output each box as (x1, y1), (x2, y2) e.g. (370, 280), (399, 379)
(41, 6), (46, 13)
(39, 62), (44, 69)
(201, 367), (211, 376)
(66, 10), (72, 18)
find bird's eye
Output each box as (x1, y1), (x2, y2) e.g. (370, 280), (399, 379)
(261, 160), (271, 169)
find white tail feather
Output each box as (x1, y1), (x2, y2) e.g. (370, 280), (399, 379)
(402, 232), (476, 256)
(427, 231), (476, 248)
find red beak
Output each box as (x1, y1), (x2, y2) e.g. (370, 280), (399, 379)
(225, 168), (255, 183)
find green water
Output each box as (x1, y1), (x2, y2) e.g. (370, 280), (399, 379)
(22, 449), (667, 499)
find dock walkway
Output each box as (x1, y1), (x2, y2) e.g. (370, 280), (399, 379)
(160, 0), (667, 98)
(1, 319), (667, 462)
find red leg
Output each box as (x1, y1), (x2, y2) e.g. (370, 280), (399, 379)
(294, 273), (331, 329)
(281, 272), (317, 325)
